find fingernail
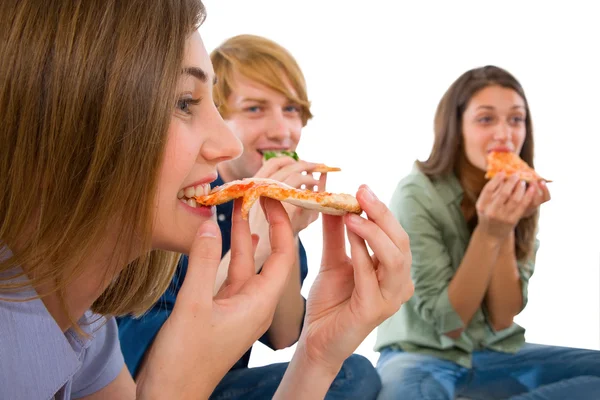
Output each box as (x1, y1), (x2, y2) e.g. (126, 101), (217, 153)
(197, 221), (218, 238)
(347, 213), (363, 225)
(362, 185), (377, 203)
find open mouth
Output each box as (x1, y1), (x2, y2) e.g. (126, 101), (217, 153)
(257, 148), (290, 156)
(177, 183), (211, 208)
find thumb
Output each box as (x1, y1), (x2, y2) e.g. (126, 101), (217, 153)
(175, 220), (222, 309)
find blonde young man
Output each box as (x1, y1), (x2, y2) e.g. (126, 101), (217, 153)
(117, 34), (382, 399)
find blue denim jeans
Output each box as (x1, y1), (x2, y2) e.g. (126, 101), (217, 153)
(376, 343), (600, 400)
(209, 354), (382, 400)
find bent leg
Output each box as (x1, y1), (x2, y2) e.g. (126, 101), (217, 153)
(376, 348), (465, 400)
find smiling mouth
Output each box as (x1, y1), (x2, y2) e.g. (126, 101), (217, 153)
(177, 183), (211, 208)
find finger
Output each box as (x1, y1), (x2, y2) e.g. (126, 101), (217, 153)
(345, 213), (411, 302)
(176, 220), (222, 307)
(317, 172), (327, 192)
(321, 214), (347, 266)
(508, 180), (527, 206)
(346, 227), (379, 297)
(269, 160), (318, 182)
(228, 198), (256, 284)
(513, 184), (537, 220)
(354, 185), (410, 255)
(255, 156), (298, 178)
(479, 172), (505, 205)
(243, 198), (296, 299)
(283, 174), (320, 191)
(491, 174), (520, 207)
(540, 180), (551, 203)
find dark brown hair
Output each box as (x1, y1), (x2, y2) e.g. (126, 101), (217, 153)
(418, 65), (537, 260)
(1, 0), (206, 318)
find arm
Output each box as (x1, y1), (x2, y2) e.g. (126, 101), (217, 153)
(484, 234), (538, 331)
(445, 225), (503, 336)
(273, 344), (340, 400)
(391, 193), (467, 337)
(265, 236), (305, 349)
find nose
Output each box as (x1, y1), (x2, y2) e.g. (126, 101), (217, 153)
(493, 122), (513, 142)
(200, 108), (243, 164)
(265, 109), (292, 141)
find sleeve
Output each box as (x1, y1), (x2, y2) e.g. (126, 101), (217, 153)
(390, 191), (464, 335)
(70, 317), (125, 398)
(517, 237), (539, 311)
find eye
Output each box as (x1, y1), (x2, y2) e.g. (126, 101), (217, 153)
(510, 115), (525, 124)
(176, 97), (201, 115)
(478, 115), (493, 124)
(245, 106), (261, 113)
(284, 104), (301, 113)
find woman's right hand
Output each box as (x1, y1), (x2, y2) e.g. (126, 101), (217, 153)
(475, 173), (536, 239)
(136, 197), (297, 399)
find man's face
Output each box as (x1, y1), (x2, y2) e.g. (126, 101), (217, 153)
(217, 72), (304, 181)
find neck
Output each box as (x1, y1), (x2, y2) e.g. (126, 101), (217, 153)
(28, 238), (132, 333)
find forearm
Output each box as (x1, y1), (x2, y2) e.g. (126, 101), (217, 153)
(273, 344), (341, 400)
(447, 226), (502, 330)
(266, 237), (304, 349)
(484, 232), (523, 330)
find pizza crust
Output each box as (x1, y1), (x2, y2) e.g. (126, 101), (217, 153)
(195, 178), (362, 219)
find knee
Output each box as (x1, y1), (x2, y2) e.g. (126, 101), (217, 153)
(330, 354), (382, 399)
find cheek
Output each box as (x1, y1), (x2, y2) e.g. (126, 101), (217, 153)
(514, 128), (527, 149)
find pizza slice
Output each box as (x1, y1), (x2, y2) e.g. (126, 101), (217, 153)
(262, 150), (341, 174)
(194, 177), (362, 219)
(485, 151), (550, 182)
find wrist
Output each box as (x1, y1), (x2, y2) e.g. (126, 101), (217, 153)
(275, 343), (342, 399)
(473, 225), (504, 249)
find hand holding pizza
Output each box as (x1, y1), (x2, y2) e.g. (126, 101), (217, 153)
(295, 184), (414, 372)
(476, 173), (537, 239)
(252, 156), (326, 236)
(138, 198), (296, 397)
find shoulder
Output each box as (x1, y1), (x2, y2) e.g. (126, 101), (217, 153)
(71, 314), (125, 397)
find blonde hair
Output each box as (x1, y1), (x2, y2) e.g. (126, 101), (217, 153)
(211, 34), (313, 125)
(0, 0), (206, 319)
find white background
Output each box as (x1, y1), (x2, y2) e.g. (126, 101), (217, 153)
(201, 0), (600, 367)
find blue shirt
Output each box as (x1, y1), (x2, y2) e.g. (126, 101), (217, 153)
(0, 255), (124, 400)
(117, 175), (309, 377)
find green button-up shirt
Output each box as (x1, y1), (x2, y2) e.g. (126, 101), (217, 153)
(374, 163), (538, 368)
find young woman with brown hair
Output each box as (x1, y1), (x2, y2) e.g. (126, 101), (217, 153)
(375, 65), (600, 400)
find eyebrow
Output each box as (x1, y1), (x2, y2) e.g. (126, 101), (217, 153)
(239, 98), (268, 104)
(182, 67), (217, 85)
(476, 105), (525, 110)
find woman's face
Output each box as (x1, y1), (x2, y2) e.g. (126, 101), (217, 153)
(461, 84), (527, 170)
(152, 31), (242, 253)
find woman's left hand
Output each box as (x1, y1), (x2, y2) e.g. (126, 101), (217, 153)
(298, 184), (414, 371)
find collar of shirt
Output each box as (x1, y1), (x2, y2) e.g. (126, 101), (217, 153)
(0, 249), (104, 399)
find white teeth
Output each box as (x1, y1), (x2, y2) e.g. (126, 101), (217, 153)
(177, 189), (184, 199)
(195, 184), (210, 196)
(184, 186), (196, 198)
(187, 198), (197, 208)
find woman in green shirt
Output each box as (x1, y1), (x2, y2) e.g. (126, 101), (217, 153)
(375, 65), (600, 399)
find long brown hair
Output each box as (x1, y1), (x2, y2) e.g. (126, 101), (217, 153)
(0, 1), (206, 318)
(418, 65), (537, 260)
